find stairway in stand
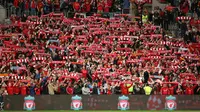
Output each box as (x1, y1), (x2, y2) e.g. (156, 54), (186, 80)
(0, 5), (6, 23)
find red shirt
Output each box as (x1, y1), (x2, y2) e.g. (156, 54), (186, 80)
(35, 88), (41, 95)
(7, 86), (14, 95)
(25, 1), (29, 10)
(20, 86), (27, 95)
(73, 2), (80, 11)
(13, 86), (20, 95)
(66, 87), (74, 94)
(14, 0), (19, 8)
(121, 84), (129, 95)
(31, 1), (36, 9)
(107, 0), (112, 7)
(168, 87), (174, 95)
(185, 87), (194, 95)
(37, 2), (43, 11)
(85, 0), (91, 12)
(97, 1), (103, 11)
(107, 89), (111, 94)
(81, 69), (88, 78)
(161, 87), (169, 95)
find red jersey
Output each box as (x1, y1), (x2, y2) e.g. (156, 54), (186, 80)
(107, 0), (112, 7)
(7, 86), (14, 95)
(14, 0), (19, 8)
(85, 0), (91, 12)
(20, 86), (27, 95)
(104, 0), (110, 12)
(169, 84), (177, 95)
(73, 2), (80, 11)
(25, 1), (29, 10)
(13, 86), (20, 95)
(31, 1), (36, 9)
(81, 69), (88, 78)
(35, 88), (41, 95)
(37, 2), (43, 11)
(97, 1), (103, 11)
(169, 87), (174, 95)
(185, 87), (194, 95)
(161, 87), (169, 95)
(107, 89), (111, 94)
(66, 87), (74, 94)
(184, 84), (197, 95)
(47, 0), (51, 5)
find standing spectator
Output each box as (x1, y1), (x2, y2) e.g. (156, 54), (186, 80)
(30, 0), (37, 16)
(142, 11), (148, 24)
(114, 82), (121, 94)
(91, 0), (97, 13)
(24, 0), (30, 16)
(13, 0), (19, 15)
(73, 0), (81, 12)
(143, 84), (152, 95)
(60, 0), (69, 16)
(13, 81), (20, 95)
(48, 80), (55, 95)
(184, 83), (197, 95)
(176, 85), (183, 94)
(143, 71), (149, 83)
(92, 83), (98, 94)
(197, 1), (200, 19)
(163, 10), (169, 30)
(20, 83), (27, 95)
(84, 0), (91, 12)
(59, 82), (66, 94)
(54, 0), (60, 12)
(168, 83), (178, 95)
(6, 83), (13, 95)
(180, 0), (190, 15)
(73, 84), (82, 94)
(19, 0), (24, 16)
(66, 84), (74, 95)
(29, 83), (36, 96)
(35, 84), (41, 95)
(104, 0), (110, 13)
(37, 0), (44, 16)
(81, 66), (88, 79)
(82, 84), (90, 95)
(178, 20), (188, 40)
(122, 0), (130, 14)
(97, 0), (103, 13)
(160, 84), (170, 95)
(153, 7), (160, 26)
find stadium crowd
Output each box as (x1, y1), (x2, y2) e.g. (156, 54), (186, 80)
(0, 0), (199, 96)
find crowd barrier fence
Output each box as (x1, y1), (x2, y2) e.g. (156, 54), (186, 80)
(3, 95), (200, 111)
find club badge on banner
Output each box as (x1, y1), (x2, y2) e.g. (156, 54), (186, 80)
(118, 95), (130, 110)
(71, 95), (83, 110)
(165, 95), (177, 111)
(23, 95), (35, 111)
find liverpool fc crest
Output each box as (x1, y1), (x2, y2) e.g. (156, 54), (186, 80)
(118, 95), (130, 110)
(71, 95), (83, 110)
(23, 95), (35, 111)
(165, 95), (177, 111)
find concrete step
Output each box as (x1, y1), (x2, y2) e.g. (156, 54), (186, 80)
(0, 5), (6, 22)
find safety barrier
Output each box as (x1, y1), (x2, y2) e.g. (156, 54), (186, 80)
(3, 95), (200, 111)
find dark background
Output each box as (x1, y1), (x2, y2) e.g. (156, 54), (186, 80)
(3, 95), (200, 110)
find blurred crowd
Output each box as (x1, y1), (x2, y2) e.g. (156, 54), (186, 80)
(0, 0), (199, 96)
(0, 0), (124, 17)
